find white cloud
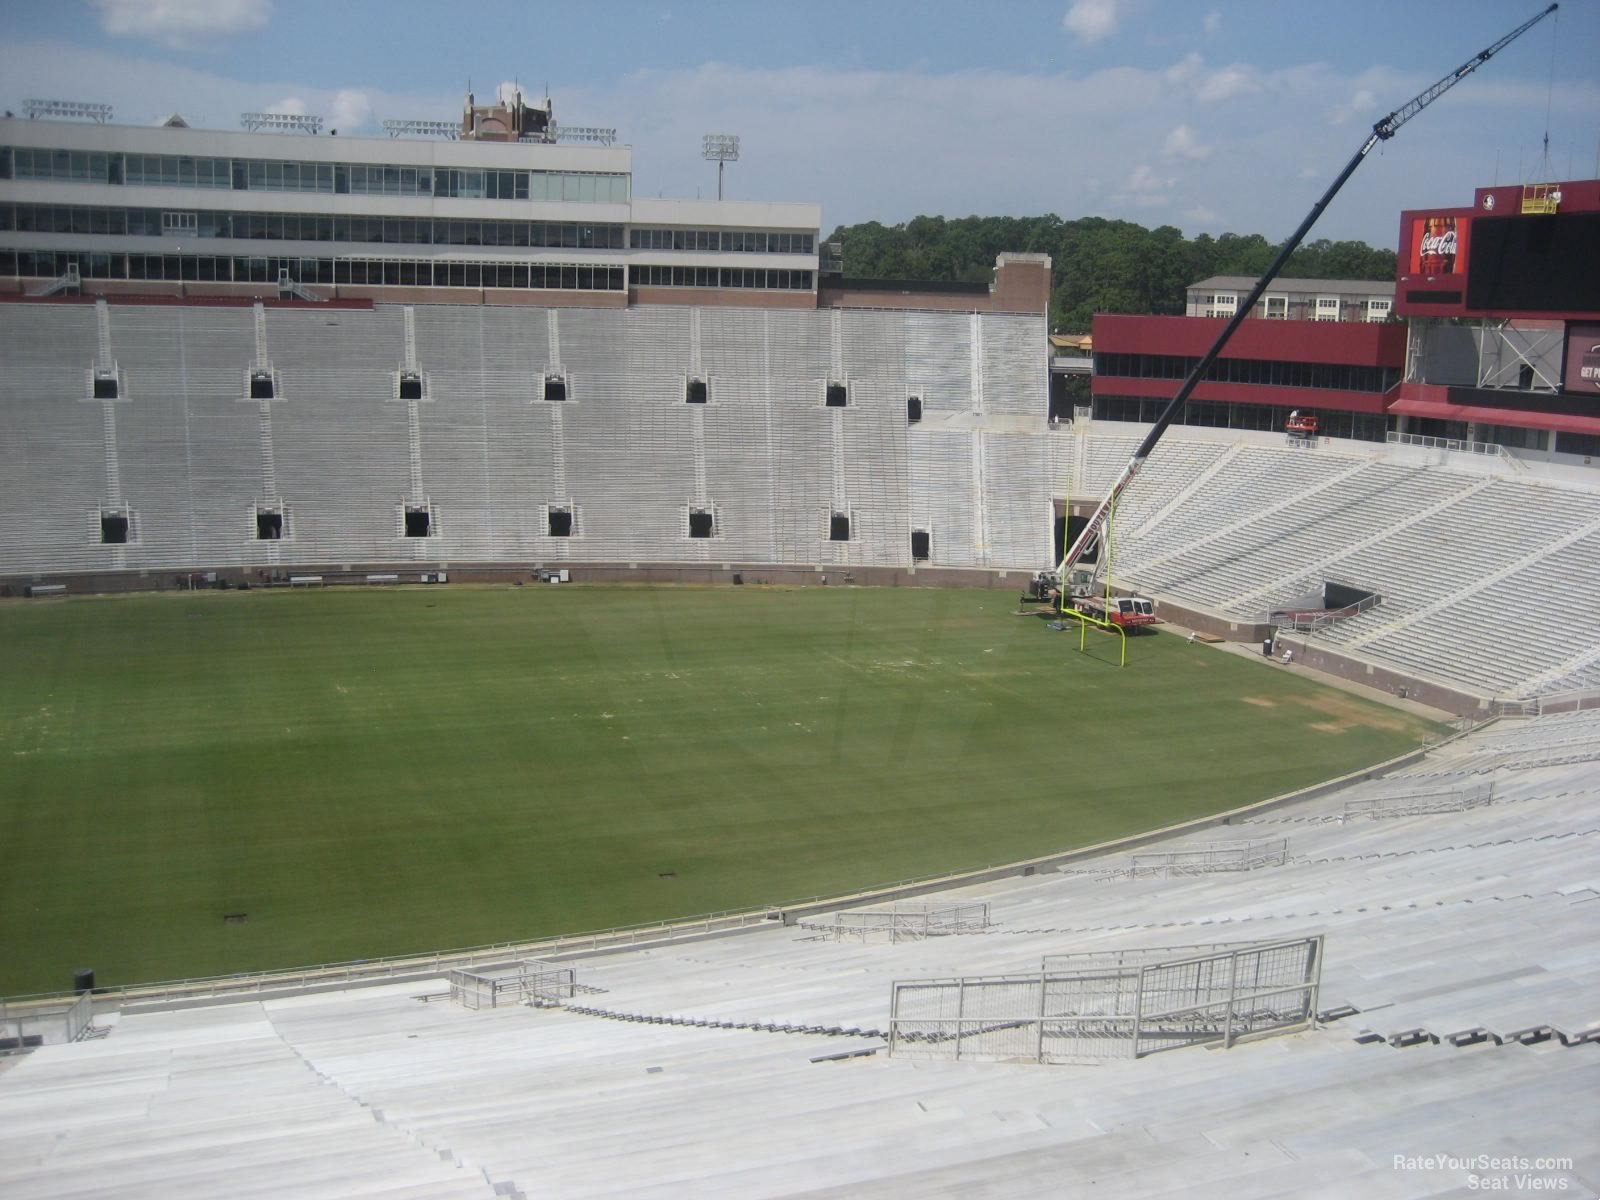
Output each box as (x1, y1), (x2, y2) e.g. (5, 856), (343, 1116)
(1163, 124), (1211, 160)
(1164, 54), (1260, 104)
(1164, 53), (1201, 87)
(91, 0), (271, 49)
(1194, 64), (1259, 104)
(1112, 163), (1174, 208)
(1122, 164), (1166, 191)
(328, 90), (372, 132)
(1184, 205), (1220, 226)
(1329, 87), (1377, 127)
(262, 91), (376, 132)
(1062, 0), (1119, 44)
(1202, 10), (1222, 35)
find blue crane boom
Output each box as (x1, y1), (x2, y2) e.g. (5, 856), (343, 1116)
(1048, 3), (1558, 587)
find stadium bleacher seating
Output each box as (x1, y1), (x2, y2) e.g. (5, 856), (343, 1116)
(3, 299), (1599, 702)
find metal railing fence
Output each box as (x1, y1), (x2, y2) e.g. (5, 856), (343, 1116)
(888, 936), (1322, 1065)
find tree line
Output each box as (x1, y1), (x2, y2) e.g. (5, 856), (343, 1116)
(824, 214), (1397, 332)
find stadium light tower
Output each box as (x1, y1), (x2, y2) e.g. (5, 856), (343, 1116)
(702, 133), (739, 200)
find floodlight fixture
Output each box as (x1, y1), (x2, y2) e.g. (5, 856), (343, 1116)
(553, 124), (618, 146)
(702, 133), (740, 200)
(25, 98), (113, 123)
(240, 111), (324, 134)
(383, 118), (459, 139)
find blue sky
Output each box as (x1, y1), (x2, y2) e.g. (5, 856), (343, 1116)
(3, 0), (1595, 248)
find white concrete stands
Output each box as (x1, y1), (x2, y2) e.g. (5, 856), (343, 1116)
(980, 431), (1051, 568)
(908, 428), (980, 567)
(1354, 526), (1600, 697)
(1110, 437), (1229, 537)
(1118, 445), (1364, 586)
(267, 309), (411, 563)
(0, 304), (105, 574)
(109, 305), (261, 568)
(418, 306), (556, 561)
(3, 712), (1597, 1198)
(976, 313), (1047, 420)
(0, 1000), (499, 1199)
(1127, 461), (1467, 611)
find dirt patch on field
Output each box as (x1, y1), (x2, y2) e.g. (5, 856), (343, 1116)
(1241, 697), (1277, 709)
(1287, 692), (1420, 734)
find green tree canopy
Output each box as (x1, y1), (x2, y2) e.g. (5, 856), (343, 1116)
(824, 215), (1397, 333)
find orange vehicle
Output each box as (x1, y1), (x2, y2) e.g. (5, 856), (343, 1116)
(1029, 565), (1156, 631)
(1286, 410), (1319, 438)
(1072, 592), (1157, 630)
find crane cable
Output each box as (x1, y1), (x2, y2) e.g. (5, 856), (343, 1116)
(1539, 5), (1558, 178)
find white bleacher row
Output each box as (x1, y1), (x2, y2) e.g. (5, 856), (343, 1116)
(2, 711), (1595, 1200)
(908, 430), (979, 566)
(1108, 438), (1227, 535)
(0, 303), (1044, 576)
(0, 303), (101, 402)
(980, 433), (1051, 568)
(1049, 433), (1599, 697)
(1119, 457), (1465, 607)
(1352, 526), (1600, 695)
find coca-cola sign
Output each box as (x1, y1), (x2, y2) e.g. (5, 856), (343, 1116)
(1419, 224), (1456, 264)
(1563, 323), (1600, 395)
(1409, 214), (1463, 275)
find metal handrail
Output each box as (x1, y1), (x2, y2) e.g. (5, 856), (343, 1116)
(1386, 430), (1508, 458)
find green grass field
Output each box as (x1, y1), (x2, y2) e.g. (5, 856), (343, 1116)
(0, 585), (1441, 994)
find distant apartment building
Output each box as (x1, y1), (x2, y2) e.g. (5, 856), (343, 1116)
(1184, 276), (1395, 323)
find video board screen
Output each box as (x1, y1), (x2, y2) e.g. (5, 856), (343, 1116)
(1465, 213), (1600, 312)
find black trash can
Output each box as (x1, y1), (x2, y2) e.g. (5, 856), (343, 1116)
(73, 968), (95, 994)
(1263, 637), (1275, 658)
